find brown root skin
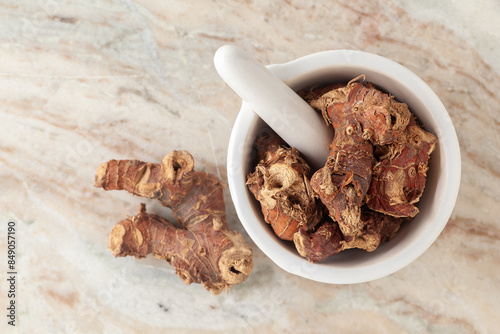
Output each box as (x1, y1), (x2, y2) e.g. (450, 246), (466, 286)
(347, 82), (411, 146)
(307, 76), (412, 237)
(310, 105), (373, 238)
(95, 151), (254, 295)
(300, 83), (349, 126)
(302, 78), (411, 146)
(94, 151), (198, 213)
(247, 133), (322, 240)
(293, 207), (403, 263)
(343, 207), (403, 252)
(366, 118), (437, 218)
(293, 219), (344, 263)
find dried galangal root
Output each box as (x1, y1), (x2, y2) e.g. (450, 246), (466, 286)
(365, 118), (437, 218)
(248, 76), (437, 262)
(294, 206), (403, 262)
(308, 75), (411, 239)
(246, 133), (322, 240)
(301, 75), (411, 145)
(94, 151), (253, 295)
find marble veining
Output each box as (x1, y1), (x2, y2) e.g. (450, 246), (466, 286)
(1, 0), (499, 333)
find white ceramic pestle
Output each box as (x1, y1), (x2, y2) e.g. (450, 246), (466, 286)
(214, 45), (331, 170)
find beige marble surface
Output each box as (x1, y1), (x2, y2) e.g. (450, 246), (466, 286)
(1, 0), (499, 333)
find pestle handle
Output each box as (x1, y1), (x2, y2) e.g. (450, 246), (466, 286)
(214, 45), (331, 170)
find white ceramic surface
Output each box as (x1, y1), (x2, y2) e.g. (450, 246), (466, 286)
(227, 50), (461, 284)
(214, 45), (331, 169)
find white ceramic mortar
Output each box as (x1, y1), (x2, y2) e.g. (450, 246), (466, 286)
(225, 50), (461, 284)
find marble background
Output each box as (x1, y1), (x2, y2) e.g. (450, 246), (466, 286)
(1, 0), (499, 333)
